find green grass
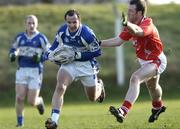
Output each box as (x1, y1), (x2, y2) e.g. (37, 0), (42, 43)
(0, 100), (179, 129)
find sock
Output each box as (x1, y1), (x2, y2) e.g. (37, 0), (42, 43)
(120, 100), (132, 116)
(17, 116), (24, 126)
(152, 100), (163, 109)
(51, 109), (60, 124)
(35, 96), (42, 106)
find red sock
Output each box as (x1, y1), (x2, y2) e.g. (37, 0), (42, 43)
(152, 100), (163, 109)
(120, 100), (132, 116)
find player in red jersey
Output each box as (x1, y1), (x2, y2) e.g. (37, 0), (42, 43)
(100, 0), (167, 123)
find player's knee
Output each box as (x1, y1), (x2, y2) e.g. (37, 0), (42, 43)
(130, 74), (140, 84)
(55, 83), (67, 94)
(16, 95), (25, 104)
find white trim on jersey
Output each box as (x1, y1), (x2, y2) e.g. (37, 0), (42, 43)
(80, 37), (90, 50)
(56, 32), (63, 46)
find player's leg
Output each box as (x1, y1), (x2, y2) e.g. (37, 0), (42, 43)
(146, 53), (167, 122)
(45, 68), (73, 129)
(81, 75), (105, 102)
(146, 75), (162, 101)
(146, 75), (166, 122)
(15, 84), (27, 127)
(109, 63), (157, 123)
(27, 90), (44, 115)
(27, 68), (45, 115)
(15, 68), (28, 127)
(27, 89), (45, 114)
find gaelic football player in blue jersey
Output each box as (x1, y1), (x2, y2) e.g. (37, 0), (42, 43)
(9, 15), (50, 127)
(45, 9), (105, 129)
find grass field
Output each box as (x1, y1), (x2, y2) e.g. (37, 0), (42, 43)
(0, 100), (180, 129)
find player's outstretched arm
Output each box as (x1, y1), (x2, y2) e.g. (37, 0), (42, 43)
(100, 37), (124, 47)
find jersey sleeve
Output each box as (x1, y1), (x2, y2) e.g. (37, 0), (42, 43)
(9, 33), (22, 54)
(119, 27), (132, 41)
(76, 40), (102, 61)
(39, 33), (51, 52)
(75, 25), (101, 61)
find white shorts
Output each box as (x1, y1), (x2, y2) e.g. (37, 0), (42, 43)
(138, 52), (167, 74)
(16, 67), (43, 89)
(60, 61), (99, 87)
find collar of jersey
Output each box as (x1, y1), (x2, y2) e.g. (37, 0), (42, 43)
(24, 30), (39, 39)
(66, 24), (82, 38)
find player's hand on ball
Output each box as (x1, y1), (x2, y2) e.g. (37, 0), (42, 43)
(122, 12), (128, 26)
(48, 47), (81, 65)
(53, 56), (73, 65)
(54, 60), (62, 65)
(9, 53), (16, 62)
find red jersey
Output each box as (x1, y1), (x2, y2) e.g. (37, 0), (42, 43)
(119, 17), (163, 60)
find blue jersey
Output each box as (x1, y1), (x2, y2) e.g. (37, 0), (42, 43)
(9, 31), (50, 71)
(49, 24), (101, 61)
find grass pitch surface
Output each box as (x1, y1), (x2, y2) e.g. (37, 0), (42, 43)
(0, 100), (179, 129)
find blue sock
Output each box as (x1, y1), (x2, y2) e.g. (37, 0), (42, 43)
(51, 109), (60, 114)
(17, 116), (24, 126)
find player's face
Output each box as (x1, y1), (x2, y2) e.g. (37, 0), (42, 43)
(127, 4), (139, 23)
(25, 17), (38, 35)
(66, 14), (80, 32)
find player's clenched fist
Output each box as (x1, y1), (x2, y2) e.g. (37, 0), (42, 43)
(9, 53), (16, 62)
(122, 12), (127, 26)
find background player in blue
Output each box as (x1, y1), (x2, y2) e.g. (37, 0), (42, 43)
(9, 15), (50, 127)
(45, 9), (105, 129)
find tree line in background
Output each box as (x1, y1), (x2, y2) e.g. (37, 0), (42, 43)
(0, 0), (124, 5)
(2, 0), (161, 7)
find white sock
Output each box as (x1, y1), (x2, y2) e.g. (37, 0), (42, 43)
(35, 96), (42, 105)
(51, 113), (60, 124)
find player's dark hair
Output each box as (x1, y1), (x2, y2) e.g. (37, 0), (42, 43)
(64, 9), (81, 21)
(130, 0), (147, 15)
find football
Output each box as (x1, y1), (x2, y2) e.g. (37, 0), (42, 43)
(48, 47), (75, 64)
